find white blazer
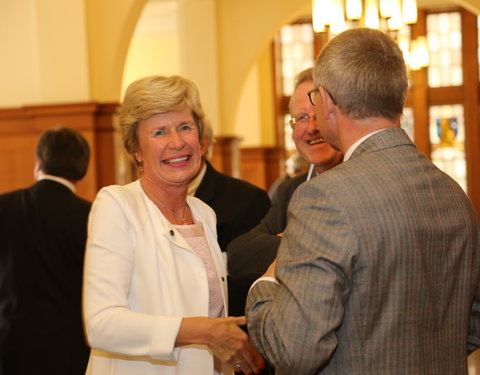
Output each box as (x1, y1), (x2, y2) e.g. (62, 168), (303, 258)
(83, 180), (231, 375)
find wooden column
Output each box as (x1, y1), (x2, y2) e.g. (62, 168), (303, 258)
(461, 8), (480, 214)
(409, 9), (431, 158)
(210, 135), (241, 176)
(240, 146), (283, 190)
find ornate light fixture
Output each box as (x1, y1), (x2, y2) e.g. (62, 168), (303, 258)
(312, 0), (428, 69)
(312, 0), (417, 33)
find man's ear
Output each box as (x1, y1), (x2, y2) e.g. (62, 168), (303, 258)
(33, 160), (42, 180)
(319, 87), (335, 112)
(318, 86), (335, 116)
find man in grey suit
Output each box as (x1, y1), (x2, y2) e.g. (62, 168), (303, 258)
(245, 28), (480, 374)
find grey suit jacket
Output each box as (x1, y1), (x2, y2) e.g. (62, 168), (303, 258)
(246, 128), (480, 375)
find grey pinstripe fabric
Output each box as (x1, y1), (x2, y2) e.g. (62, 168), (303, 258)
(246, 128), (480, 375)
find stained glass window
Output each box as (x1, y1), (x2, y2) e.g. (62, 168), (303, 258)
(429, 104), (466, 191)
(426, 12), (462, 87)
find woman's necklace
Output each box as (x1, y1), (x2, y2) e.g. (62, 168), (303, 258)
(141, 182), (189, 225)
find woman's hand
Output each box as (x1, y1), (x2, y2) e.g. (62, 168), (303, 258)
(177, 316), (265, 374)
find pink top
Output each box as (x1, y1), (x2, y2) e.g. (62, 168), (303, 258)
(174, 223), (225, 318)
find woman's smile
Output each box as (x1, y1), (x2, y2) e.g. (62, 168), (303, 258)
(135, 109), (202, 187)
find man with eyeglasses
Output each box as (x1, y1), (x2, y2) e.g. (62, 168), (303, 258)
(245, 28), (480, 375)
(227, 67), (342, 317)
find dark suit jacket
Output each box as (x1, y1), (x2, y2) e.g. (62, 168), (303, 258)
(227, 173), (307, 291)
(0, 179), (91, 375)
(247, 128), (480, 374)
(194, 161), (271, 315)
(0, 238), (13, 356)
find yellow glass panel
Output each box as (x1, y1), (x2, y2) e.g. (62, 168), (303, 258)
(426, 12), (462, 87)
(279, 23), (315, 96)
(280, 25), (294, 44)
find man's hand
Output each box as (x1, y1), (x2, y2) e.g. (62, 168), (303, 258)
(262, 261), (276, 278)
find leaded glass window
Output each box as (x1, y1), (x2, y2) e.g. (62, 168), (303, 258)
(279, 23), (314, 96)
(426, 12), (463, 87)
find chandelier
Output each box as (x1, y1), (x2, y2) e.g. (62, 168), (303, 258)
(311, 0), (429, 69)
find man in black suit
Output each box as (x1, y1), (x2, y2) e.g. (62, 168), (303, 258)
(227, 67), (343, 313)
(0, 126), (91, 375)
(0, 242), (13, 375)
(188, 123), (271, 316)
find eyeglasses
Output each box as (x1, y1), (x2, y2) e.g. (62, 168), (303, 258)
(307, 88), (319, 106)
(307, 87), (337, 106)
(289, 113), (316, 129)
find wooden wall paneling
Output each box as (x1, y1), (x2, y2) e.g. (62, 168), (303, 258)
(461, 8), (480, 214)
(428, 86), (464, 104)
(24, 103), (99, 201)
(411, 67), (431, 157)
(0, 109), (36, 192)
(0, 134), (38, 192)
(0, 102), (122, 202)
(0, 108), (32, 135)
(272, 40), (285, 151)
(240, 146), (282, 191)
(92, 103), (125, 188)
(313, 31), (329, 59)
(271, 38), (287, 183)
(210, 135), (241, 176)
(263, 147), (283, 190)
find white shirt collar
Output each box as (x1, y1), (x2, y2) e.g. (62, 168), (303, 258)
(37, 174), (76, 193)
(343, 129), (385, 161)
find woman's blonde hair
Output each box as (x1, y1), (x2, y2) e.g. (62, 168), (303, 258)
(120, 75), (209, 158)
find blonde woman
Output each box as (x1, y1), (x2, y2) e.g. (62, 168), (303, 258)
(83, 75), (264, 375)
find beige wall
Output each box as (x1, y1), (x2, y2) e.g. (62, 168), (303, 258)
(235, 63), (262, 147)
(121, 1), (181, 97)
(216, 0), (311, 139)
(36, 0), (90, 103)
(257, 44), (277, 147)
(85, 0), (146, 102)
(177, 0), (221, 134)
(234, 44), (277, 148)
(123, 34), (180, 94)
(0, 1), (38, 107)
(0, 0), (89, 107)
(120, 0), (222, 135)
